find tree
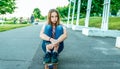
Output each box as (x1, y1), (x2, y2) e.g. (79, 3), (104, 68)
(69, 0), (120, 16)
(70, 0), (103, 17)
(33, 8), (41, 19)
(57, 6), (69, 18)
(0, 0), (16, 14)
(111, 0), (120, 15)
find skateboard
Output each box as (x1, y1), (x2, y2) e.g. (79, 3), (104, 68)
(43, 62), (58, 69)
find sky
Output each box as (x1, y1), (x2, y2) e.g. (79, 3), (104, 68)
(6, 0), (69, 18)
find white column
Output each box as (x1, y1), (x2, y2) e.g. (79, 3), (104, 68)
(85, 0), (92, 27)
(101, 0), (111, 31)
(115, 37), (120, 48)
(106, 0), (111, 29)
(67, 0), (71, 27)
(76, 0), (81, 26)
(101, 0), (106, 30)
(71, 0), (76, 26)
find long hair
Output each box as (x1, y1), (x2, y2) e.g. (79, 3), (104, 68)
(47, 9), (60, 26)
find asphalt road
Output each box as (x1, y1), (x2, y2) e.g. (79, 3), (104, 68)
(0, 24), (120, 69)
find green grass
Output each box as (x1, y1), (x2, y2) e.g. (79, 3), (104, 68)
(66, 17), (120, 30)
(109, 17), (120, 30)
(0, 24), (31, 32)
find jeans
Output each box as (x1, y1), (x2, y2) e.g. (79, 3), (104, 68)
(42, 24), (64, 54)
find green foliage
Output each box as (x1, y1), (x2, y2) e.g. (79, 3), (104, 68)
(32, 8), (45, 20)
(5, 21), (14, 24)
(65, 0), (120, 18)
(40, 16), (45, 20)
(111, 0), (120, 15)
(57, 6), (69, 18)
(91, 0), (103, 16)
(70, 0), (103, 17)
(0, 0), (16, 14)
(20, 21), (28, 24)
(33, 8), (41, 19)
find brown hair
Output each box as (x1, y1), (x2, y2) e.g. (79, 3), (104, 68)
(47, 9), (60, 26)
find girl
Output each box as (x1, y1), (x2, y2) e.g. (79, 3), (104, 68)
(40, 9), (67, 63)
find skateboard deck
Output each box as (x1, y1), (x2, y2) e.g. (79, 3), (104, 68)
(43, 62), (58, 69)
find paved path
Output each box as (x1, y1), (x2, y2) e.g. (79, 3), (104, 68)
(0, 24), (120, 69)
(0, 25), (41, 69)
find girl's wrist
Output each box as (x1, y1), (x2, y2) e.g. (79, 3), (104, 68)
(57, 39), (60, 43)
(49, 37), (51, 41)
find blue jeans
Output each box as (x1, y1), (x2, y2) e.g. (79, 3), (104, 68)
(42, 24), (64, 54)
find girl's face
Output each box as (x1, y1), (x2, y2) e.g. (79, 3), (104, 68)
(51, 12), (58, 24)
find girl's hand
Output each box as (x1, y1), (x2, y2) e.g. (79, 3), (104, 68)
(47, 44), (54, 49)
(50, 38), (56, 44)
(50, 38), (59, 46)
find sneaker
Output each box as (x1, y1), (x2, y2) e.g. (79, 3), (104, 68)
(51, 52), (58, 63)
(44, 52), (51, 63)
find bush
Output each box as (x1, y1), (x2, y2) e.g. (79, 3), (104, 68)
(5, 21), (14, 24)
(21, 21), (28, 24)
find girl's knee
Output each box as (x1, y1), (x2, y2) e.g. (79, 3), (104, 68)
(45, 24), (52, 30)
(56, 25), (63, 30)
(44, 25), (52, 36)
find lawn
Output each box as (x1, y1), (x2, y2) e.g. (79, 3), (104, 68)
(67, 17), (120, 30)
(0, 24), (31, 32)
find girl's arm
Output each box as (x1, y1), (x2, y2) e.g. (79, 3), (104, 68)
(57, 27), (67, 43)
(40, 26), (50, 41)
